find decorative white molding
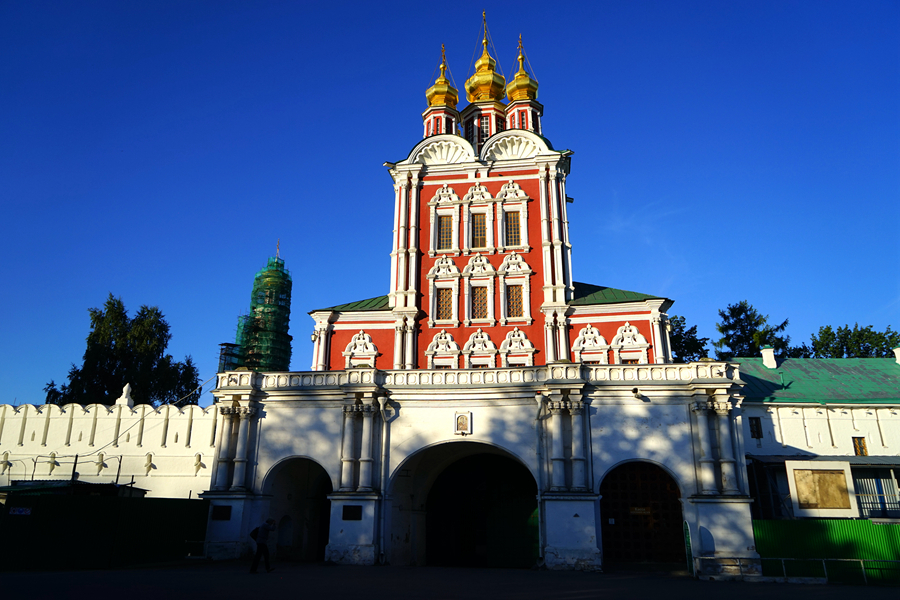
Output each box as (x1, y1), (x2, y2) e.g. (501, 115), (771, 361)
(499, 327), (536, 367)
(483, 134), (540, 161)
(462, 329), (498, 368)
(343, 330), (379, 369)
(462, 254), (495, 277)
(425, 330), (461, 369)
(427, 255), (460, 279)
(572, 324), (610, 364)
(498, 251), (531, 275)
(413, 139), (473, 165)
(463, 183), (492, 203)
(498, 180), (529, 201)
(429, 183), (460, 204)
(610, 322), (650, 364)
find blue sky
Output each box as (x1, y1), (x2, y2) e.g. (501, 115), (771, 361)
(2, 1), (898, 406)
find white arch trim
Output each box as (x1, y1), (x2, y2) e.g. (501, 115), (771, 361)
(260, 454), (337, 496)
(406, 134), (476, 165)
(480, 129), (552, 162)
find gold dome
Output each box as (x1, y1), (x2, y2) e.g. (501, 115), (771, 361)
(425, 45), (459, 109)
(506, 35), (538, 102)
(464, 15), (506, 103)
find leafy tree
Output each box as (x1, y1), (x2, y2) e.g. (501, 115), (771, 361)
(713, 300), (791, 360)
(668, 315), (710, 363)
(45, 294), (200, 407)
(808, 324), (899, 358)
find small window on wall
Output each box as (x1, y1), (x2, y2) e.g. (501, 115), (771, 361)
(471, 286), (488, 319)
(622, 359), (638, 365)
(435, 117), (442, 135)
(427, 121), (432, 136)
(519, 111), (528, 130)
(749, 417), (763, 439)
(445, 118), (453, 134)
(437, 215), (452, 250)
(480, 116), (490, 143)
(506, 285), (523, 318)
(496, 115), (504, 133)
(466, 120), (475, 145)
(505, 211), (521, 247)
(510, 113), (517, 129)
(853, 437), (868, 456)
(436, 288), (453, 321)
(471, 213), (486, 248)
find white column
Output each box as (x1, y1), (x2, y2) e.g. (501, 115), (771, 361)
(538, 171), (553, 303)
(396, 180), (410, 303)
(548, 170), (564, 303)
(213, 408), (234, 491)
(569, 397), (587, 491)
(229, 407), (255, 491)
(544, 313), (557, 362)
(714, 399), (741, 494)
(404, 317), (415, 370)
(555, 312), (569, 361)
(407, 177), (420, 308)
(340, 405), (359, 491)
(651, 314), (666, 364)
(389, 182), (402, 307)
(549, 397), (567, 491)
(358, 402), (375, 492)
(393, 320), (404, 370)
(692, 401), (718, 495)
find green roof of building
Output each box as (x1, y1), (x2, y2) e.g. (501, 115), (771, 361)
(569, 282), (664, 306)
(738, 357), (900, 404)
(311, 295), (390, 313)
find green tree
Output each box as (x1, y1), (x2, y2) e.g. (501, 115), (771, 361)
(44, 294), (200, 407)
(668, 315), (709, 363)
(713, 300), (791, 360)
(808, 324), (899, 358)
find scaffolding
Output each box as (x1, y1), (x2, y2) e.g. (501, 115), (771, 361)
(230, 256), (293, 372)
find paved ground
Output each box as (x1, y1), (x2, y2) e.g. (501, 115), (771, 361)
(4, 560), (897, 600)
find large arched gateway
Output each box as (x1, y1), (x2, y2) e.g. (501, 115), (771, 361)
(389, 442), (538, 568)
(599, 461), (685, 565)
(263, 457), (333, 561)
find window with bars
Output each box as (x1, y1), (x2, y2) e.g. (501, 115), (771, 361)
(471, 286), (488, 319)
(853, 437), (868, 456)
(471, 213), (486, 248)
(480, 116), (490, 144)
(496, 115), (504, 133)
(427, 120), (432, 136)
(510, 112), (517, 129)
(437, 215), (452, 250)
(436, 288), (453, 321)
(519, 111), (528, 130)
(506, 285), (523, 318)
(445, 117), (453, 134)
(466, 120), (475, 144)
(505, 211), (521, 246)
(749, 417), (763, 439)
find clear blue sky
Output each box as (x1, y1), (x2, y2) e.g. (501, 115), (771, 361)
(2, 1), (898, 406)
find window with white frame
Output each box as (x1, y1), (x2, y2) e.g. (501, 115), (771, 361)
(497, 252), (532, 325)
(462, 253), (496, 326)
(425, 330), (460, 369)
(463, 328), (497, 368)
(462, 183), (494, 254)
(427, 256), (460, 327)
(496, 180), (529, 252)
(428, 184), (461, 257)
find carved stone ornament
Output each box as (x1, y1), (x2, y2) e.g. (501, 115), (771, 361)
(342, 330), (378, 368)
(463, 329), (497, 354)
(610, 322), (650, 364)
(572, 324), (610, 363)
(498, 180), (528, 201)
(414, 139), (473, 165)
(498, 251), (531, 274)
(482, 134), (540, 161)
(612, 322), (648, 346)
(430, 183), (460, 204)
(426, 330), (461, 355)
(427, 255), (460, 279)
(463, 253), (495, 277)
(463, 183), (492, 203)
(500, 327), (535, 352)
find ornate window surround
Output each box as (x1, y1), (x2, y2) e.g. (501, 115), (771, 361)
(462, 253), (496, 327)
(499, 327), (536, 367)
(498, 251), (533, 325)
(461, 183), (495, 256)
(462, 328), (498, 368)
(342, 330), (379, 369)
(427, 256), (461, 328)
(425, 330), (461, 369)
(496, 180), (530, 254)
(572, 324), (610, 364)
(428, 184), (461, 257)
(610, 321), (650, 364)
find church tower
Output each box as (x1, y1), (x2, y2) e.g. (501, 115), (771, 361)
(310, 20), (673, 371)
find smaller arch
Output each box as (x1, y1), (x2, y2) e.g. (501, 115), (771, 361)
(406, 134), (476, 165)
(595, 457), (686, 497)
(261, 454), (336, 495)
(480, 129), (551, 162)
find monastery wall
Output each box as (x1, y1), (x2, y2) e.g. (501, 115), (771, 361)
(0, 401), (217, 499)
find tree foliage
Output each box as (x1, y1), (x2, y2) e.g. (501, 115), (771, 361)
(668, 315), (709, 363)
(713, 300), (791, 360)
(807, 324), (899, 358)
(45, 294), (200, 407)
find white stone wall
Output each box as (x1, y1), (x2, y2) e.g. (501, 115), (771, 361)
(0, 402), (217, 499)
(741, 404), (900, 456)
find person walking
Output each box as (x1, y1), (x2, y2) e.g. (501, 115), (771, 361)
(250, 518), (277, 573)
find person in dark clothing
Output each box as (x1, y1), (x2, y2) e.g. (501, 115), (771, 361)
(250, 518), (277, 573)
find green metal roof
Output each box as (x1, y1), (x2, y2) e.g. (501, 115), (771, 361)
(738, 357), (900, 404)
(311, 295), (390, 313)
(569, 282), (664, 306)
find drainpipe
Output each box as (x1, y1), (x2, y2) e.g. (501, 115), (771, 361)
(534, 393), (545, 561)
(377, 395), (389, 565)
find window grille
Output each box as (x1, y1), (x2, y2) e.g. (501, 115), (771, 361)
(496, 115), (504, 133)
(505, 211), (521, 247)
(437, 215), (452, 250)
(506, 285), (523, 318)
(466, 120), (474, 144)
(853, 437), (868, 456)
(480, 116), (490, 144)
(519, 111), (528, 129)
(436, 288), (453, 321)
(749, 417), (763, 439)
(471, 287), (488, 319)
(471, 213), (486, 248)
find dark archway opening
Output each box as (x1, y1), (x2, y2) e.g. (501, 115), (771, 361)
(600, 461), (684, 565)
(265, 458), (332, 561)
(426, 453), (538, 568)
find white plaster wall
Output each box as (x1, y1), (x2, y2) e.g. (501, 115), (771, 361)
(742, 404), (900, 456)
(0, 402), (216, 499)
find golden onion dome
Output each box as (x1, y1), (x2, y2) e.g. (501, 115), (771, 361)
(506, 35), (539, 102)
(464, 16), (506, 103)
(425, 45), (459, 109)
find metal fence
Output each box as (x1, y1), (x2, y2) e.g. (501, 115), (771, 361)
(696, 556), (900, 585)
